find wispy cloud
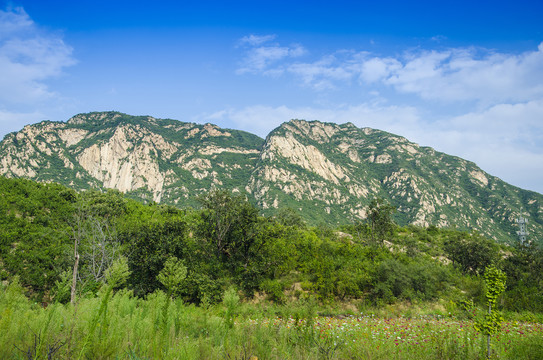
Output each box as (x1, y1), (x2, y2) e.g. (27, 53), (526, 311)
(0, 7), (76, 106)
(236, 34), (305, 75)
(287, 53), (356, 90)
(236, 37), (543, 106)
(238, 34), (277, 47)
(382, 45), (543, 103)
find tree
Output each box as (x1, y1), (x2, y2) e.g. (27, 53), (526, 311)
(123, 219), (188, 296)
(158, 256), (187, 297)
(501, 243), (543, 312)
(275, 207), (306, 228)
(197, 190), (266, 295)
(475, 265), (506, 359)
(197, 189), (260, 265)
(157, 256), (187, 332)
(365, 197), (396, 245)
(69, 205), (121, 303)
(444, 233), (499, 275)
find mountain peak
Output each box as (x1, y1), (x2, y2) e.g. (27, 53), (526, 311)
(67, 111), (124, 125)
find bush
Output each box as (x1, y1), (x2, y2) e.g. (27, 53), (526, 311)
(261, 279), (287, 304)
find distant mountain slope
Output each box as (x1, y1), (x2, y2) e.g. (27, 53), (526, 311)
(1, 112), (541, 243)
(248, 120), (543, 243)
(0, 112), (263, 207)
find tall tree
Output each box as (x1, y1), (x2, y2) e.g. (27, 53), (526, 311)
(444, 233), (499, 275)
(366, 197), (396, 245)
(197, 190), (266, 294)
(197, 189), (259, 263)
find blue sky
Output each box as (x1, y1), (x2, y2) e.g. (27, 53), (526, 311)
(1, 0), (543, 194)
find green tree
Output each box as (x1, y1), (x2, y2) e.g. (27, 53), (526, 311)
(196, 190), (264, 292)
(197, 190), (261, 261)
(475, 265), (506, 359)
(158, 256), (187, 297)
(365, 197), (396, 245)
(122, 219), (188, 296)
(501, 243), (543, 312)
(0, 178), (76, 301)
(275, 207), (306, 228)
(197, 190), (248, 260)
(157, 256), (187, 334)
(444, 233), (499, 275)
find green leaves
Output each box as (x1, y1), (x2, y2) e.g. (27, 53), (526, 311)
(105, 257), (130, 289)
(366, 197), (396, 245)
(444, 234), (499, 275)
(157, 256), (187, 296)
(122, 218), (188, 296)
(474, 311), (504, 336)
(484, 265), (506, 307)
(222, 286), (240, 329)
(474, 264), (507, 359)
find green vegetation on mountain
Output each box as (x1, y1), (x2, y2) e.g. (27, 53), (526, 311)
(0, 111), (542, 245)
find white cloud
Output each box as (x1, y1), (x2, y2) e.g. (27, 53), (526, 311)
(0, 6), (33, 37)
(0, 7), (75, 106)
(359, 57), (402, 83)
(384, 45), (543, 103)
(236, 34), (306, 74)
(236, 38), (543, 106)
(359, 45), (543, 104)
(238, 34), (276, 46)
(445, 100), (543, 145)
(287, 54), (355, 90)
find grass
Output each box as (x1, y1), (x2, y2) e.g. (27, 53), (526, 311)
(1, 282), (542, 359)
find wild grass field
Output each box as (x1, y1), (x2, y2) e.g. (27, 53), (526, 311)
(2, 279), (542, 360)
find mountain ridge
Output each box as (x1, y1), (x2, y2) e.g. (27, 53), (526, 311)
(1, 111), (541, 244)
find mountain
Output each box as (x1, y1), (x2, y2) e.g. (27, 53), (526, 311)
(0, 112), (263, 208)
(1, 111), (541, 243)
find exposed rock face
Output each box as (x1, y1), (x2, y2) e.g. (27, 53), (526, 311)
(76, 125), (174, 201)
(1, 111), (541, 244)
(262, 134), (348, 184)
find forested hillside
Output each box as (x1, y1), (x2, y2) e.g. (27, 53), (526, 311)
(1, 176), (542, 313)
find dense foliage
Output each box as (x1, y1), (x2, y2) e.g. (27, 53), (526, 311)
(2, 176), (543, 358)
(1, 176), (542, 316)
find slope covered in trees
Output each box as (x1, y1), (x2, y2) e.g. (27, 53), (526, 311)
(1, 176), (542, 314)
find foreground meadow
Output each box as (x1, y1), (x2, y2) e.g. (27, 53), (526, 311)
(1, 283), (542, 360)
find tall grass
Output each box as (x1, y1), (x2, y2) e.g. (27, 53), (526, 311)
(1, 280), (542, 359)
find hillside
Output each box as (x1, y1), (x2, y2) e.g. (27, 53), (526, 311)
(0, 112), (263, 208)
(0, 111), (541, 243)
(249, 120), (543, 243)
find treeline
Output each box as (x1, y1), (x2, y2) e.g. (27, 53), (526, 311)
(1, 176), (542, 312)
